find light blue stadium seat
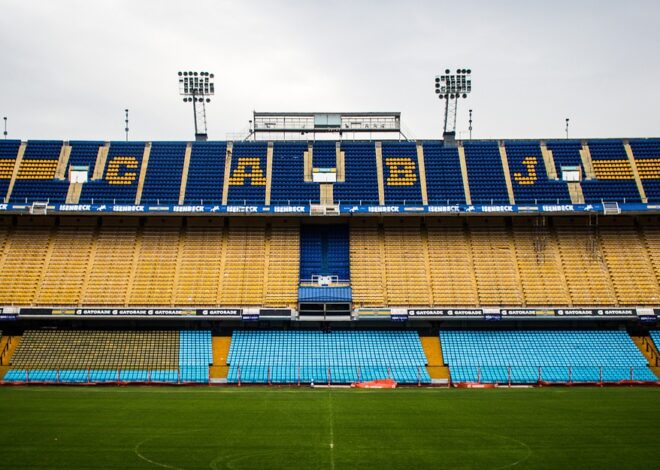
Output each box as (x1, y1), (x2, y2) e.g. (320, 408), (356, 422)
(226, 330), (430, 384)
(440, 330), (657, 384)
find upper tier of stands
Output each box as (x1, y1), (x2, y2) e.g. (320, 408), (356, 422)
(4, 138), (658, 205)
(440, 330), (657, 383)
(630, 139), (660, 202)
(226, 330), (430, 384)
(3, 330), (212, 383)
(463, 141), (510, 204)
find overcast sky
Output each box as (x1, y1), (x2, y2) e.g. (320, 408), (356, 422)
(1, 0), (659, 141)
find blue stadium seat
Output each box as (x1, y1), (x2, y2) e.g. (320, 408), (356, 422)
(300, 225), (350, 280)
(629, 138), (660, 202)
(80, 141), (146, 204)
(463, 141), (510, 204)
(10, 140), (68, 203)
(381, 141), (423, 204)
(584, 140), (641, 203)
(546, 140), (641, 203)
(504, 140), (571, 203)
(227, 141), (268, 204)
(0, 140), (21, 200)
(141, 142), (187, 204)
(184, 141), (227, 204)
(312, 141), (337, 168)
(271, 141), (318, 204)
(333, 142), (379, 204)
(423, 141), (466, 204)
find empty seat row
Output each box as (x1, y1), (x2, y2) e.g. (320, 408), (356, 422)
(226, 330), (431, 384)
(440, 330), (657, 383)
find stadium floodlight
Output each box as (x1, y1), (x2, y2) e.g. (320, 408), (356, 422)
(3, 117), (6, 139)
(178, 71), (215, 141)
(434, 68), (471, 137)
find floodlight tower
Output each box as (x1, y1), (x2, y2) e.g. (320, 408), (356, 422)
(435, 68), (472, 141)
(178, 71), (215, 141)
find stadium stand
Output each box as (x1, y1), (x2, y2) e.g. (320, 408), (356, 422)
(0, 216), (657, 308)
(184, 141), (227, 204)
(312, 140), (337, 168)
(629, 138), (660, 202)
(300, 224), (350, 281)
(0, 220), (52, 305)
(553, 218), (619, 305)
(333, 142), (379, 204)
(598, 218), (659, 305)
(227, 141), (268, 204)
(422, 141), (466, 204)
(1, 136), (660, 390)
(382, 219), (431, 306)
(641, 217), (660, 282)
(68, 141), (104, 168)
(468, 218), (524, 306)
(80, 218), (139, 306)
(440, 330), (657, 383)
(80, 141), (145, 203)
(349, 219), (387, 306)
(426, 218), (478, 306)
(271, 141), (318, 204)
(651, 331), (660, 352)
(504, 140), (571, 203)
(0, 217), (300, 307)
(511, 218), (571, 306)
(3, 330), (211, 383)
(0, 140), (21, 201)
(0, 139), (659, 204)
(264, 219), (300, 306)
(584, 140), (641, 203)
(140, 142), (186, 204)
(381, 141), (423, 204)
(10, 140), (68, 203)
(463, 141), (510, 204)
(226, 330), (430, 384)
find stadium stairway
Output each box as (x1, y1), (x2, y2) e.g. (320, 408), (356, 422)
(0, 336), (21, 366)
(631, 335), (660, 377)
(420, 336), (450, 382)
(210, 336), (232, 381)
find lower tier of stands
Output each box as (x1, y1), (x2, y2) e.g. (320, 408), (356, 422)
(3, 330), (212, 383)
(226, 330), (431, 384)
(440, 330), (657, 384)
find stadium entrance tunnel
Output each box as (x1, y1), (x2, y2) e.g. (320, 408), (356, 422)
(298, 302), (352, 320)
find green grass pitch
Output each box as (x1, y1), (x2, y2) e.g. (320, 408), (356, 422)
(0, 387), (658, 469)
